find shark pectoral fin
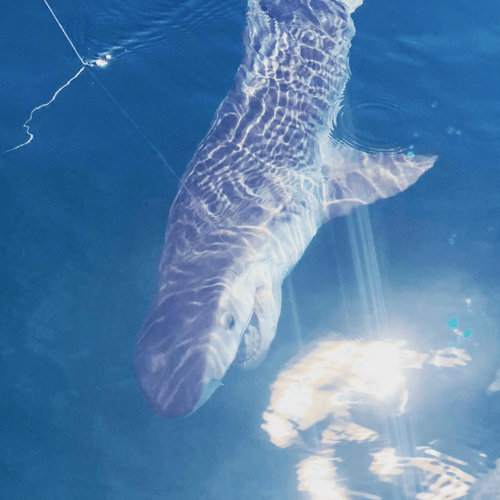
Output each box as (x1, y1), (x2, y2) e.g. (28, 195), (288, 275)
(237, 280), (282, 371)
(319, 140), (437, 219)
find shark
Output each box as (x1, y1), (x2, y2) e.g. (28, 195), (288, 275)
(133, 0), (436, 417)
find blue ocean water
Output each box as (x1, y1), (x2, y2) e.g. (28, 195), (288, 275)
(1, 0), (499, 498)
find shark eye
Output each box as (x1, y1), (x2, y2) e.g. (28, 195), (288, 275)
(221, 311), (235, 330)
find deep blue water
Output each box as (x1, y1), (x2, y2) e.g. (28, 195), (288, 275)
(1, 0), (500, 499)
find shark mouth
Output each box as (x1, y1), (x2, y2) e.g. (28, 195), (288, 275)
(234, 311), (261, 367)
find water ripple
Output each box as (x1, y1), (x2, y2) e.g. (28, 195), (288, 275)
(74, 0), (243, 65)
(331, 98), (416, 154)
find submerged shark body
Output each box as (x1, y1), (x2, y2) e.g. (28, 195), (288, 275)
(133, 0), (435, 417)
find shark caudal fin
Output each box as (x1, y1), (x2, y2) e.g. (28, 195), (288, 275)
(318, 139), (437, 219)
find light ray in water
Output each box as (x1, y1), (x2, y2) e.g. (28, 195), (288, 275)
(347, 206), (420, 498)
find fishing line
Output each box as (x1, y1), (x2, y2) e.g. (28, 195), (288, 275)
(2, 67), (85, 154)
(43, 0), (87, 67)
(3, 0), (243, 256)
(4, 0), (183, 188)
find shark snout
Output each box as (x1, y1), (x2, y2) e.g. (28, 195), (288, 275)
(133, 341), (208, 418)
(133, 309), (230, 418)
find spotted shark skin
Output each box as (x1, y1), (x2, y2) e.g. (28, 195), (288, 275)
(133, 0), (436, 417)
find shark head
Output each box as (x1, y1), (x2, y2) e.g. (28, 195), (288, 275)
(133, 251), (282, 418)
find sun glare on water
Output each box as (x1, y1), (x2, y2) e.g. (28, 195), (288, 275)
(261, 336), (474, 499)
(353, 342), (404, 400)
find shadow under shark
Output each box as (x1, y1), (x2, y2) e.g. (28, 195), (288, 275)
(133, 0), (436, 418)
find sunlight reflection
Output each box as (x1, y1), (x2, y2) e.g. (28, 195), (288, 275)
(297, 455), (349, 500)
(371, 447), (475, 500)
(351, 342), (403, 400)
(261, 336), (475, 499)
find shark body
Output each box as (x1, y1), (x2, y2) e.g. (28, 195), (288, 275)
(133, 0), (435, 417)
